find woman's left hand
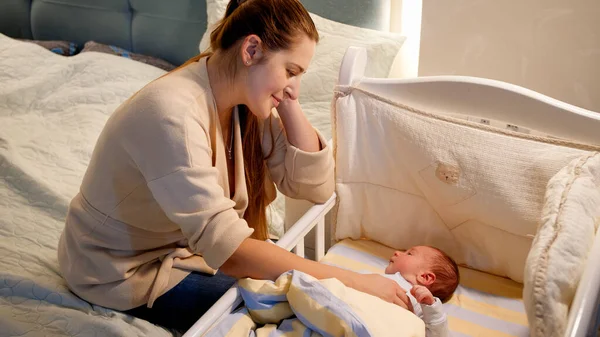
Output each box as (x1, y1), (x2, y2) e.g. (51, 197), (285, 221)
(275, 98), (320, 152)
(276, 97), (303, 120)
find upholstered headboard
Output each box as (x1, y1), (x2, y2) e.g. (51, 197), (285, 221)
(302, 0), (390, 31)
(0, 0), (208, 65)
(0, 0), (391, 65)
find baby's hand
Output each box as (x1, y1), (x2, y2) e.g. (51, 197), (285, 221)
(410, 285), (435, 305)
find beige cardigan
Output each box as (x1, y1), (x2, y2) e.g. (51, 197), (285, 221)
(57, 57), (334, 311)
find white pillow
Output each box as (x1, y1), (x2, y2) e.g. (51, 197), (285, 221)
(199, 0), (228, 52)
(524, 152), (600, 337)
(199, 4), (405, 117)
(300, 13), (405, 107)
(299, 12), (404, 140)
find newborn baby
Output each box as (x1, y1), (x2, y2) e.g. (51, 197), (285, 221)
(385, 246), (460, 337)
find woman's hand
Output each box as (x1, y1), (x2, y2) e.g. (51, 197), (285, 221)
(275, 98), (320, 152)
(354, 274), (413, 311)
(275, 96), (302, 119)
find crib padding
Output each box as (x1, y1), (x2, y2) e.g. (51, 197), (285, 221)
(331, 86), (600, 283)
(321, 239), (529, 337)
(524, 153), (600, 337)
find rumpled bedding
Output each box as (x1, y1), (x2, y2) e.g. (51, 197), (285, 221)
(204, 270), (425, 337)
(0, 33), (176, 336)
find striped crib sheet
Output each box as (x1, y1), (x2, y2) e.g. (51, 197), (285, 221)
(321, 239), (529, 337)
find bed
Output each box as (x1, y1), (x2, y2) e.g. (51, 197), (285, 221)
(0, 0), (406, 336)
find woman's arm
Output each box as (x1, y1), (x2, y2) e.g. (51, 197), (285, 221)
(220, 238), (413, 310)
(261, 99), (333, 204)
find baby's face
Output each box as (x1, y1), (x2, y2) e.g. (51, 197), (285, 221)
(385, 246), (438, 283)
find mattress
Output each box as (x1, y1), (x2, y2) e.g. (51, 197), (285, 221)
(321, 239), (529, 337)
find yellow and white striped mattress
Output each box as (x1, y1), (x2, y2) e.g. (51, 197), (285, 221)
(321, 239), (529, 337)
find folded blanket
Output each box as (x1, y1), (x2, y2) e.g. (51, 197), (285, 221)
(205, 270), (425, 337)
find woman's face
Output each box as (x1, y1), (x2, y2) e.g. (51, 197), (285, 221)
(244, 35), (316, 119)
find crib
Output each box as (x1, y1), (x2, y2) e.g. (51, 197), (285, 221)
(184, 47), (600, 337)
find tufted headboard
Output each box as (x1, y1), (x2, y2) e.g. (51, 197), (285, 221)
(0, 0), (208, 65)
(0, 0), (391, 66)
(302, 0), (390, 31)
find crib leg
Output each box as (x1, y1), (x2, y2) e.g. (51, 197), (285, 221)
(315, 218), (325, 262)
(294, 238), (305, 258)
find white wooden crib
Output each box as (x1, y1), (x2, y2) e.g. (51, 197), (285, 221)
(184, 47), (600, 337)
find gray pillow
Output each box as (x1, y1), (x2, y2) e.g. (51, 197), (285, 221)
(81, 41), (176, 71)
(19, 39), (78, 56)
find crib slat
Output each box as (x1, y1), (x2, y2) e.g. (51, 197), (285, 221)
(294, 238), (305, 258)
(315, 218), (325, 261)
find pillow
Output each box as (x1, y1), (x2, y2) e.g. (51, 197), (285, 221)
(299, 13), (405, 105)
(200, 4), (405, 117)
(81, 41), (177, 71)
(199, 0), (230, 52)
(18, 39), (78, 56)
(299, 12), (405, 140)
(524, 152), (600, 337)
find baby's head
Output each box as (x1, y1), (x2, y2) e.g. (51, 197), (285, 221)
(385, 246), (459, 302)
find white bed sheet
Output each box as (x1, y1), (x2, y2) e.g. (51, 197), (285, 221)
(0, 34), (175, 337)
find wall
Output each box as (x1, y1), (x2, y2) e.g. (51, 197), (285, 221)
(388, 0), (422, 78)
(419, 0), (600, 112)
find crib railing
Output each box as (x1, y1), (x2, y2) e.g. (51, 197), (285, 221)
(182, 192), (337, 337)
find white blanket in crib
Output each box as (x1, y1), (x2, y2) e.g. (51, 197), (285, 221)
(205, 270), (425, 337)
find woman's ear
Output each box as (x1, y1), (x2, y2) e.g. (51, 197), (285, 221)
(417, 271), (436, 286)
(241, 34), (263, 65)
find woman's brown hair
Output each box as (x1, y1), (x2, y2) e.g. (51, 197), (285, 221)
(181, 0), (319, 240)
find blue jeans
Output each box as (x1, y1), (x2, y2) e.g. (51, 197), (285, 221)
(125, 271), (237, 333)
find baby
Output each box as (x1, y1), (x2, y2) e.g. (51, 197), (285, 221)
(384, 246), (460, 337)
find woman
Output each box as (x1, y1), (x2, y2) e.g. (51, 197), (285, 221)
(58, 0), (411, 332)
